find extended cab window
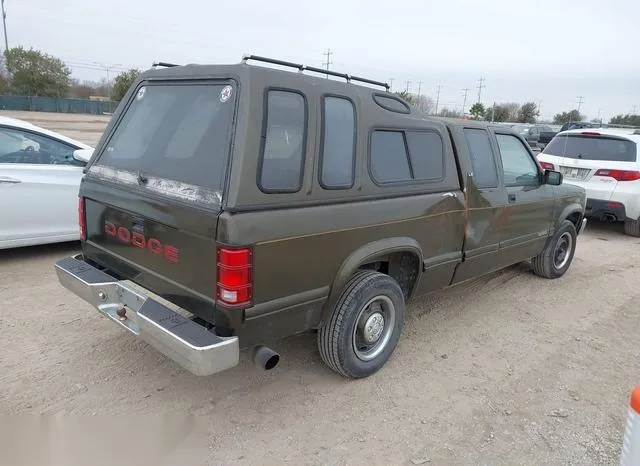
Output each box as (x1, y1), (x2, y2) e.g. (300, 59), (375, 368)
(463, 128), (499, 188)
(320, 96), (356, 188)
(370, 129), (444, 184)
(260, 90), (307, 192)
(496, 133), (539, 186)
(96, 82), (236, 190)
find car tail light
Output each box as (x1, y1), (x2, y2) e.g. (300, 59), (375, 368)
(539, 161), (555, 170)
(217, 246), (253, 307)
(581, 131), (601, 136)
(78, 197), (86, 241)
(594, 169), (640, 181)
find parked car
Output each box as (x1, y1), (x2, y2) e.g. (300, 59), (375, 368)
(54, 55), (587, 379)
(537, 127), (640, 236)
(0, 116), (93, 249)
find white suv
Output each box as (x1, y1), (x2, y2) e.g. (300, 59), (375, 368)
(537, 127), (640, 236)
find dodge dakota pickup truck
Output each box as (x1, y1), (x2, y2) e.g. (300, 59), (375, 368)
(55, 55), (587, 379)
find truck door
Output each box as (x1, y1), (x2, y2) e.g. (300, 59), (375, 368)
(492, 130), (555, 267)
(450, 127), (506, 284)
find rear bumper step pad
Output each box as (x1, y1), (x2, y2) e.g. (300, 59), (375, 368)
(55, 255), (239, 376)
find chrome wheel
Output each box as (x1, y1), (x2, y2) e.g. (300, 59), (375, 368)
(553, 232), (573, 269)
(352, 295), (395, 361)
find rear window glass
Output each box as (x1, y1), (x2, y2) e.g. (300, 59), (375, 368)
(259, 90), (307, 192)
(96, 82), (236, 190)
(543, 135), (637, 162)
(96, 83), (234, 190)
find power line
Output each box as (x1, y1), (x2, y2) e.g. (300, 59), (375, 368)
(322, 48), (333, 78)
(477, 77), (485, 103)
(461, 88), (470, 115)
(435, 84), (442, 115)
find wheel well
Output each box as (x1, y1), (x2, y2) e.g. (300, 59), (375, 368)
(566, 211), (582, 230)
(359, 251), (421, 299)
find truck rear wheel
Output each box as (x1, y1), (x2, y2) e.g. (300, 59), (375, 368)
(531, 220), (577, 279)
(624, 217), (640, 237)
(318, 271), (405, 378)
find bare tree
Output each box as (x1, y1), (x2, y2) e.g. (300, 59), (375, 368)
(410, 94), (435, 114)
(438, 107), (462, 118)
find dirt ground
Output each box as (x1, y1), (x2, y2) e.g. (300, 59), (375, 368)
(1, 112), (639, 465)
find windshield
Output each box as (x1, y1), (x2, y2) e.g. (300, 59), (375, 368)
(542, 134), (637, 162)
(94, 82), (236, 190)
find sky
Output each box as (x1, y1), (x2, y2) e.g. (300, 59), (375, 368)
(9, 0), (640, 121)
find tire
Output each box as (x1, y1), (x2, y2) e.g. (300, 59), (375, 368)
(531, 220), (577, 279)
(624, 217), (640, 237)
(318, 271), (405, 379)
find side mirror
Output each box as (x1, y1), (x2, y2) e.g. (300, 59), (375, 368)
(544, 169), (563, 186)
(73, 148), (93, 163)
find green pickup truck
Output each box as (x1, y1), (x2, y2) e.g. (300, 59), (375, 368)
(55, 55), (587, 379)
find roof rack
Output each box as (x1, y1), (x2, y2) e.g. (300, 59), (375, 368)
(241, 54), (390, 91)
(151, 61), (180, 68)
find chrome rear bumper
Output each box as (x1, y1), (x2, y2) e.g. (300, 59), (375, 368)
(54, 255), (239, 376)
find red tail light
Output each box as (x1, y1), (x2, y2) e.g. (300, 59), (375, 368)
(594, 169), (640, 181)
(78, 197), (86, 241)
(217, 246), (253, 307)
(539, 161), (555, 170)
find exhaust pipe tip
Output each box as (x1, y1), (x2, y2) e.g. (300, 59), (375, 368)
(601, 213), (617, 223)
(251, 345), (280, 371)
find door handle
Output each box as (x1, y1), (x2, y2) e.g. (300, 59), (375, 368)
(0, 176), (21, 184)
(441, 192), (457, 198)
(508, 193), (516, 203)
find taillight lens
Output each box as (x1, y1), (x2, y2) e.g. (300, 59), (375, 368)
(539, 161), (555, 170)
(594, 169), (640, 181)
(78, 197), (86, 241)
(217, 247), (252, 307)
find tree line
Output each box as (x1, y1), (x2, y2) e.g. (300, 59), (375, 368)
(0, 46), (140, 101)
(0, 45), (638, 127)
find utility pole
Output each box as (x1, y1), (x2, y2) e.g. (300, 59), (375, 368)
(461, 88), (470, 116)
(405, 80), (411, 93)
(389, 78), (394, 92)
(477, 77), (485, 103)
(632, 105), (637, 115)
(536, 100), (542, 119)
(1, 0), (8, 54)
(435, 84), (442, 115)
(491, 102), (496, 122)
(577, 96), (585, 113)
(322, 48), (333, 78)
(93, 62), (122, 100)
(416, 81), (422, 99)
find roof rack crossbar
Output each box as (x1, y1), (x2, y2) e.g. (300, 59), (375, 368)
(152, 61), (180, 68)
(242, 54), (390, 90)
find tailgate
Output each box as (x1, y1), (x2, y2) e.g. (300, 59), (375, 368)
(77, 79), (238, 319)
(82, 188), (219, 308)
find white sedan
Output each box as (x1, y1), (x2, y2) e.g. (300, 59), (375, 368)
(0, 116), (94, 249)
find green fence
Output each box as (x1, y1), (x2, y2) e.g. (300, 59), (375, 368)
(0, 95), (118, 114)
